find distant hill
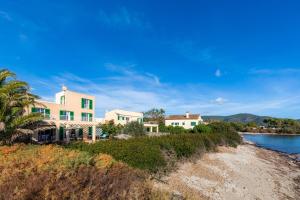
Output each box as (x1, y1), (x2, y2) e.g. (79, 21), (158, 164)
(202, 113), (271, 125)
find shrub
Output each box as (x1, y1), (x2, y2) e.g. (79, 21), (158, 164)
(0, 145), (150, 199)
(98, 120), (123, 136)
(67, 128), (242, 172)
(192, 124), (212, 134)
(122, 121), (145, 137)
(159, 124), (188, 134)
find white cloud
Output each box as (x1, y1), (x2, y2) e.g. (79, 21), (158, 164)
(25, 63), (300, 119)
(215, 69), (221, 77)
(212, 97), (227, 105)
(250, 68), (300, 75)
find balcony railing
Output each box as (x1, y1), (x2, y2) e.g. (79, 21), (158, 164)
(60, 115), (74, 121)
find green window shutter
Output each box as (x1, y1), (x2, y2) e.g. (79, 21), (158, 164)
(59, 110), (64, 120)
(32, 107), (37, 113)
(81, 98), (85, 108)
(79, 128), (83, 137)
(89, 100), (93, 109)
(81, 113), (85, 121)
(118, 115), (120, 120)
(59, 127), (64, 140)
(89, 113), (93, 121)
(191, 122), (196, 126)
(88, 127), (92, 136)
(70, 112), (74, 121)
(45, 109), (50, 114)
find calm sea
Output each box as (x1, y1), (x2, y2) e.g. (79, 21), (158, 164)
(242, 133), (300, 156)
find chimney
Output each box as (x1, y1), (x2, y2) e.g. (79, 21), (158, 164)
(186, 112), (190, 118)
(62, 85), (68, 91)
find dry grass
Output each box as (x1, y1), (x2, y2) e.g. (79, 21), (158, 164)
(0, 144), (150, 200)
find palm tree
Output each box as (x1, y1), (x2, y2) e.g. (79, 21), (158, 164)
(0, 69), (43, 144)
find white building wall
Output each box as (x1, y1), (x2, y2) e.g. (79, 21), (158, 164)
(165, 119), (201, 129)
(104, 109), (143, 125)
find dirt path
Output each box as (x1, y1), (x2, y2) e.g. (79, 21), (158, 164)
(154, 144), (300, 200)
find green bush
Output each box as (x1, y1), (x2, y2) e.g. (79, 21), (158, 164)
(192, 124), (212, 134)
(122, 121), (145, 137)
(159, 124), (188, 134)
(98, 121), (123, 136)
(67, 127), (242, 172)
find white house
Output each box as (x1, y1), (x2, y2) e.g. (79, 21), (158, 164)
(165, 112), (203, 129)
(104, 109), (144, 125)
(103, 109), (159, 133)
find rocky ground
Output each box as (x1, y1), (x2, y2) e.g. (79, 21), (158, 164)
(154, 144), (300, 200)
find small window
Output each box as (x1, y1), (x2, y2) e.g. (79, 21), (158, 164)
(191, 122), (197, 126)
(182, 122), (185, 125)
(60, 96), (65, 105)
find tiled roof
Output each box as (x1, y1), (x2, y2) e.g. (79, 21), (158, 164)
(165, 114), (200, 120)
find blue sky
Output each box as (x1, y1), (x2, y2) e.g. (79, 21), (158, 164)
(1, 0), (300, 118)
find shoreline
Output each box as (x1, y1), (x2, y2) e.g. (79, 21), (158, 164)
(153, 144), (300, 200)
(243, 140), (300, 163)
(239, 131), (300, 136)
(241, 134), (300, 162)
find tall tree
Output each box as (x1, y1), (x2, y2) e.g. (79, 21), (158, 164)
(0, 69), (43, 144)
(143, 108), (165, 124)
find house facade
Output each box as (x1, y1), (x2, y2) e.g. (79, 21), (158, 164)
(104, 109), (159, 133)
(104, 109), (144, 125)
(165, 112), (203, 129)
(28, 86), (98, 143)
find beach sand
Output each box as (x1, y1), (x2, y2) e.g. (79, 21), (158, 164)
(154, 144), (300, 200)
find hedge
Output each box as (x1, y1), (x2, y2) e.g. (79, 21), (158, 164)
(67, 127), (241, 172)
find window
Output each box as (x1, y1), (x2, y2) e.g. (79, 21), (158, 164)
(32, 107), (50, 119)
(60, 96), (65, 105)
(175, 122), (179, 126)
(81, 98), (93, 109)
(191, 122), (197, 126)
(60, 110), (74, 121)
(88, 127), (93, 138)
(182, 122), (185, 125)
(81, 113), (93, 122)
(171, 122), (174, 125)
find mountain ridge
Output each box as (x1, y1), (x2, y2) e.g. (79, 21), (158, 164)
(202, 113), (272, 125)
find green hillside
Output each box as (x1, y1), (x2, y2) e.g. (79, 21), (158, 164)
(202, 113), (271, 125)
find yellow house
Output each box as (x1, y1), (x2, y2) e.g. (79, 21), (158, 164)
(28, 86), (98, 143)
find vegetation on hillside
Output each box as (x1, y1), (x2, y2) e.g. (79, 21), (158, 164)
(67, 124), (242, 172)
(0, 145), (150, 199)
(202, 113), (271, 125)
(0, 69), (43, 144)
(203, 113), (300, 134)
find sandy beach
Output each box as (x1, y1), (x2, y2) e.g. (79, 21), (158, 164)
(154, 144), (300, 200)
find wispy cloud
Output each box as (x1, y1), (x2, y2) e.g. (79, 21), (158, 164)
(19, 33), (28, 42)
(212, 97), (227, 105)
(0, 11), (12, 21)
(173, 40), (214, 63)
(250, 68), (300, 75)
(98, 7), (150, 29)
(24, 63), (300, 118)
(215, 69), (222, 77)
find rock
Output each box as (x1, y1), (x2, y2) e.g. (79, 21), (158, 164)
(171, 191), (185, 200)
